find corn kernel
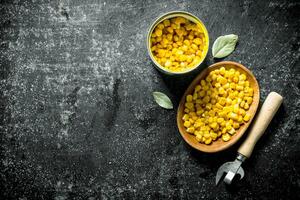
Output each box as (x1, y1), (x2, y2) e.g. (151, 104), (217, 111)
(243, 113), (251, 121)
(246, 97), (253, 105)
(217, 118), (224, 124)
(210, 131), (218, 140)
(228, 128), (236, 135)
(222, 133), (231, 142)
(237, 115), (243, 123)
(204, 132), (211, 139)
(205, 137), (212, 144)
(186, 95), (193, 102)
(187, 127), (195, 134)
(195, 85), (201, 92)
(185, 102), (194, 110)
(233, 122), (240, 129)
(244, 102), (249, 110)
(229, 112), (238, 121)
(233, 104), (239, 113)
(238, 108), (246, 116)
(196, 134), (202, 142)
(182, 114), (190, 121)
(184, 121), (191, 128)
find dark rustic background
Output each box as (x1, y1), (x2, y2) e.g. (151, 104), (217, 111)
(0, 0), (299, 199)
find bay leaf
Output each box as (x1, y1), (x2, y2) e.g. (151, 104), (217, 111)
(152, 91), (173, 109)
(212, 34), (238, 58)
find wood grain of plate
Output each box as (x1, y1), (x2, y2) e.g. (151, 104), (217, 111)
(177, 61), (260, 153)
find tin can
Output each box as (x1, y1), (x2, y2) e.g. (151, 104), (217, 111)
(147, 11), (209, 75)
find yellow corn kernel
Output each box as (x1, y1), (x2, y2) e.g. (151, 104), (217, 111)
(210, 122), (218, 129)
(223, 106), (232, 113)
(203, 96), (210, 103)
(184, 108), (190, 113)
(196, 134), (202, 142)
(246, 97), (253, 105)
(226, 124), (232, 131)
(223, 83), (230, 89)
(248, 88), (254, 97)
(196, 110), (204, 116)
(220, 77), (227, 85)
(232, 76), (238, 83)
(215, 103), (223, 110)
(210, 131), (218, 140)
(243, 113), (251, 121)
(222, 127), (227, 134)
(189, 111), (196, 116)
(184, 121), (191, 128)
(194, 85), (201, 92)
(193, 38), (202, 45)
(219, 97), (226, 106)
(219, 67), (226, 75)
(205, 137), (212, 144)
(192, 92), (198, 100)
(222, 133), (231, 142)
(208, 117), (214, 124)
(228, 112), (238, 121)
(240, 101), (245, 108)
(185, 102), (194, 110)
(236, 85), (244, 91)
(208, 110), (215, 117)
(218, 87), (225, 95)
(211, 98), (217, 105)
(186, 95), (193, 102)
(192, 115), (198, 121)
(215, 82), (221, 88)
(228, 128), (236, 135)
(237, 115), (243, 123)
(219, 111), (227, 118)
(194, 122), (201, 128)
(182, 114), (190, 121)
(233, 122), (240, 129)
(187, 127), (195, 134)
(204, 132), (211, 139)
(233, 104), (239, 113)
(238, 91), (244, 98)
(244, 102), (249, 110)
(189, 118), (194, 124)
(238, 108), (246, 116)
(239, 74), (247, 81)
(217, 118), (224, 124)
(191, 43), (198, 50)
(199, 90), (206, 97)
(154, 29), (163, 37)
(245, 81), (250, 87)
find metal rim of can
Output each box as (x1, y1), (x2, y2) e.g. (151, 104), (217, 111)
(147, 11), (210, 75)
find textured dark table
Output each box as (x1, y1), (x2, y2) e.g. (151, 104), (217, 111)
(0, 0), (299, 199)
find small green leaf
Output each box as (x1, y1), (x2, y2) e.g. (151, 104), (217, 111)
(212, 34), (238, 58)
(152, 91), (173, 109)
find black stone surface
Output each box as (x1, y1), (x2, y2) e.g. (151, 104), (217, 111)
(0, 0), (299, 199)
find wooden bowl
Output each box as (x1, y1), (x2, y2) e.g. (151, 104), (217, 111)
(177, 61), (260, 153)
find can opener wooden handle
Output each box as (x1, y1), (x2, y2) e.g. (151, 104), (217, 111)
(216, 92), (283, 185)
(238, 92), (283, 158)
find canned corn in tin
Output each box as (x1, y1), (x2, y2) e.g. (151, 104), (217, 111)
(147, 11), (209, 75)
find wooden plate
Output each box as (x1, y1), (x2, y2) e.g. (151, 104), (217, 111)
(177, 61), (260, 153)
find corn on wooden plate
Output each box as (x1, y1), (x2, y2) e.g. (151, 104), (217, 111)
(177, 61), (260, 153)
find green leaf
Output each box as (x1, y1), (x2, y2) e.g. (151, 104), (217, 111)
(152, 91), (173, 109)
(212, 34), (238, 58)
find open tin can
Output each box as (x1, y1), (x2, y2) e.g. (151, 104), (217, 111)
(147, 11), (209, 75)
